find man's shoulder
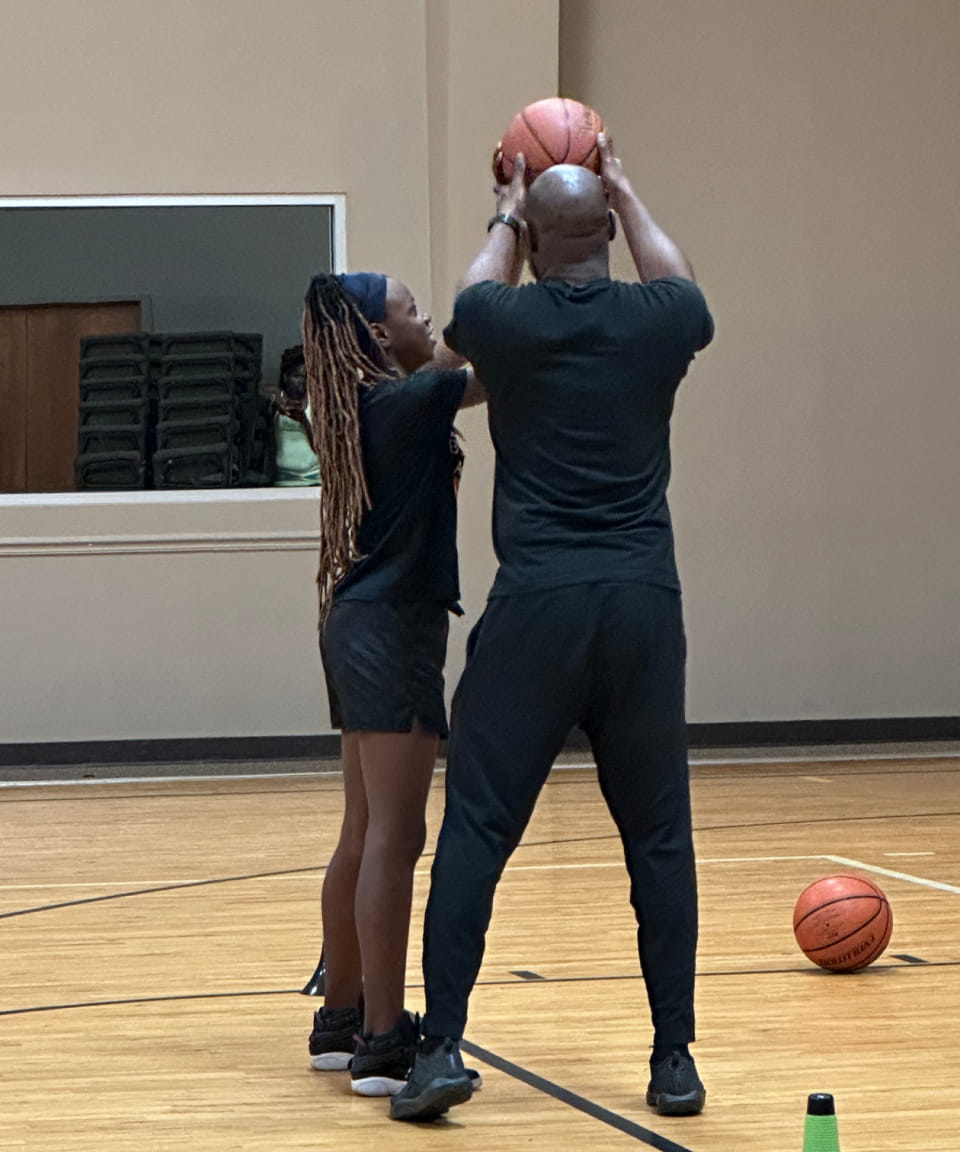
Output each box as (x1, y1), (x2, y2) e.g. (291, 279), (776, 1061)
(456, 280), (520, 309)
(619, 275), (704, 299)
(447, 282), (524, 351)
(632, 277), (713, 350)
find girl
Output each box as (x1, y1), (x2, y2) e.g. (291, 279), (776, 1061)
(302, 271), (481, 1096)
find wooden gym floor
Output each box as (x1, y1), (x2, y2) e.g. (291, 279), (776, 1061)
(2, 749), (959, 1151)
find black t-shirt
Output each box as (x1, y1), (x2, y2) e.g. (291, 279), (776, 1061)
(443, 277), (713, 596)
(334, 367), (467, 604)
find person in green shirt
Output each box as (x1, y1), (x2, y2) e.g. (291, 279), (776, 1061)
(273, 346), (320, 487)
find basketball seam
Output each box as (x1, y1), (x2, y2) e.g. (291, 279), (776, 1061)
(521, 109), (564, 166)
(794, 889), (884, 928)
(578, 139), (600, 168)
(561, 99), (572, 166)
(798, 900), (887, 954)
(795, 895), (884, 932)
(817, 905), (892, 970)
(852, 905), (893, 968)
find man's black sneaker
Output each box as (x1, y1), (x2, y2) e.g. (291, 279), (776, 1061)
(351, 1010), (420, 1097)
(308, 1004), (361, 1071)
(646, 1050), (705, 1116)
(390, 1037), (473, 1122)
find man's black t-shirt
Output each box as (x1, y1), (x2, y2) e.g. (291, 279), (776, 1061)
(443, 276), (713, 596)
(334, 367), (467, 604)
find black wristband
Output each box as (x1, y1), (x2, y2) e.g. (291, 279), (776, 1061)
(487, 212), (521, 239)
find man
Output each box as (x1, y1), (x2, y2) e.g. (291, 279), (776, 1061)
(391, 137), (714, 1123)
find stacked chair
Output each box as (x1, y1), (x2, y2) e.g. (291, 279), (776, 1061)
(76, 334), (152, 490)
(76, 331), (265, 490)
(151, 331), (262, 489)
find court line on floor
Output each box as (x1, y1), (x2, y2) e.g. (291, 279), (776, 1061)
(0, 783), (346, 803)
(0, 865), (322, 919)
(465, 960), (960, 982)
(0, 855), (828, 893)
(2, 750), (957, 790)
(11, 779), (955, 842)
(5, 849), (956, 918)
(696, 810), (960, 834)
(0, 985), (692, 1152)
(490, 854), (823, 874)
(0, 771), (341, 789)
(687, 751), (960, 766)
(460, 1039), (695, 1151)
(823, 855), (960, 895)
(8, 956), (960, 1018)
(0, 989), (298, 1016)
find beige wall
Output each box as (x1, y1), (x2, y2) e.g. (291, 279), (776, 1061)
(561, 0), (960, 720)
(1, 0), (957, 746)
(0, 0), (432, 284)
(0, 492), (324, 741)
(0, 0), (557, 743)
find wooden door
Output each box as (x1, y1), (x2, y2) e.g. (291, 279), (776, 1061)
(0, 300), (142, 493)
(25, 301), (142, 492)
(0, 308), (29, 492)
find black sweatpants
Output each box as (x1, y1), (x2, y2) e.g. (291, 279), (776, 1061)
(421, 581), (698, 1047)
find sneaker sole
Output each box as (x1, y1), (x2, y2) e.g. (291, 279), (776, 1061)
(390, 1077), (473, 1122)
(349, 1069), (480, 1097)
(310, 1052), (352, 1071)
(646, 1088), (706, 1116)
(351, 1074), (408, 1097)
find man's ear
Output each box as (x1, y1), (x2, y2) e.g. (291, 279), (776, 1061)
(608, 210), (617, 242)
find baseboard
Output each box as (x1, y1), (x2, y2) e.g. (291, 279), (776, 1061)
(0, 734), (343, 768)
(2, 717), (958, 769)
(567, 716), (960, 751)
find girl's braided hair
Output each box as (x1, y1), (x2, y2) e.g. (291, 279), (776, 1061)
(302, 274), (399, 621)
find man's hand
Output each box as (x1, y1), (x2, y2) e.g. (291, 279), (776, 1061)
(448, 153), (528, 302)
(597, 132), (694, 283)
(598, 133), (631, 214)
(494, 153), (527, 223)
(492, 146), (507, 186)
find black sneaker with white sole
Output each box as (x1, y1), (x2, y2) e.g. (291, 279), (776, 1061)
(308, 1004), (361, 1071)
(350, 1010), (420, 1097)
(390, 1036), (474, 1121)
(646, 1049), (705, 1116)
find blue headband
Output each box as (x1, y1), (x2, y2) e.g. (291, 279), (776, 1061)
(337, 272), (388, 324)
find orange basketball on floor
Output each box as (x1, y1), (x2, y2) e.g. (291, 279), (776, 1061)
(494, 97), (605, 184)
(793, 873), (893, 972)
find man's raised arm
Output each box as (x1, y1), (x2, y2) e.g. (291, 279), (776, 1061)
(598, 134), (695, 283)
(430, 155), (528, 402)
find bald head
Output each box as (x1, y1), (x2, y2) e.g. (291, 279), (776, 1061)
(525, 165), (613, 282)
(527, 165), (609, 237)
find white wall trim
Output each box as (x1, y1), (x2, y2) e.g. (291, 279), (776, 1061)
(0, 531), (319, 557)
(0, 192), (348, 273)
(0, 487), (319, 508)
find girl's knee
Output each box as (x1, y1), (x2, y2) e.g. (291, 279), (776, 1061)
(334, 820), (367, 866)
(366, 818), (427, 869)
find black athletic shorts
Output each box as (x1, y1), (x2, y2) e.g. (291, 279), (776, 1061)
(320, 599), (451, 736)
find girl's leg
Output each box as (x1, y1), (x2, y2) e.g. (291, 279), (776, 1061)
(320, 732), (368, 1010)
(355, 722), (439, 1036)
